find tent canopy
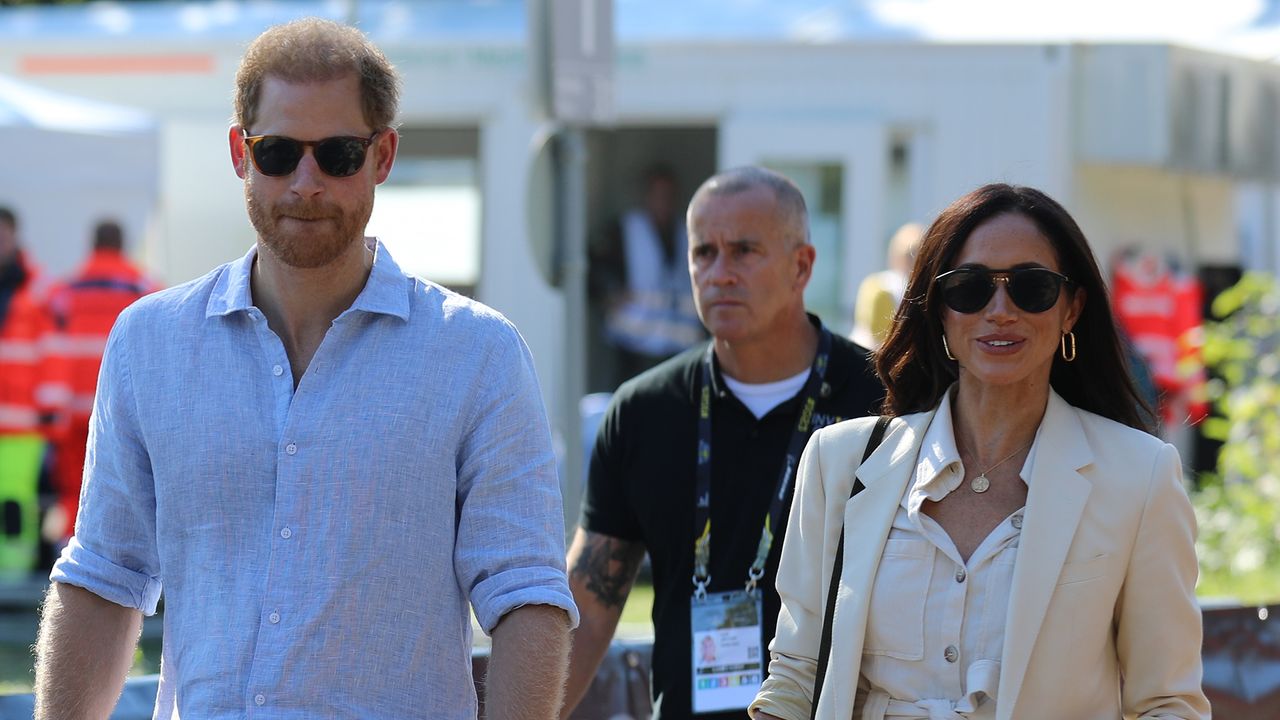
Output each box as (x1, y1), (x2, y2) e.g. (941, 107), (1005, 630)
(0, 74), (155, 135)
(0, 74), (158, 279)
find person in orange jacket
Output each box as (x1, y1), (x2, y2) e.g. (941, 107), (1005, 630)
(41, 220), (159, 544)
(0, 206), (55, 576)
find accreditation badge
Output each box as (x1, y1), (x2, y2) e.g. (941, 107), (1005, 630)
(690, 590), (765, 714)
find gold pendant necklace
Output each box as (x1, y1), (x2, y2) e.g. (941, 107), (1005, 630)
(970, 441), (1033, 494)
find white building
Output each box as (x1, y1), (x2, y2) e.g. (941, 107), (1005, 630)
(2, 1), (1277, 496)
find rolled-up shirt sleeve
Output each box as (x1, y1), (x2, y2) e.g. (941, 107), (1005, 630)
(50, 308), (162, 614)
(453, 317), (578, 634)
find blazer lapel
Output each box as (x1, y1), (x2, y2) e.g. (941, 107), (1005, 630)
(996, 391), (1094, 720)
(819, 410), (935, 719)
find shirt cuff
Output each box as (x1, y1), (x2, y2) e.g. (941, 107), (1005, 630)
(471, 566), (580, 634)
(49, 536), (163, 615)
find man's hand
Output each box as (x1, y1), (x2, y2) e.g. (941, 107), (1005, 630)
(34, 582), (142, 720)
(559, 528), (646, 718)
(485, 603), (572, 719)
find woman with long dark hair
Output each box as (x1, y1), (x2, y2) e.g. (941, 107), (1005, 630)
(751, 184), (1208, 719)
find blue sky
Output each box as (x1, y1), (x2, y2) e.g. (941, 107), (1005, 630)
(3, 0), (1280, 59)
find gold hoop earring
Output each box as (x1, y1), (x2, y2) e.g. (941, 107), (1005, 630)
(1060, 331), (1076, 362)
(943, 335), (956, 361)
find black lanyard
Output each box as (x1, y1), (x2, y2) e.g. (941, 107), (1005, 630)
(692, 325), (833, 598)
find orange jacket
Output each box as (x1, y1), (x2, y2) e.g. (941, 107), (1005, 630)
(1112, 256), (1208, 425)
(43, 249), (159, 426)
(0, 251), (53, 436)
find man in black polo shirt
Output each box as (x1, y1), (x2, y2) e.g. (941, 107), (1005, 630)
(563, 166), (884, 719)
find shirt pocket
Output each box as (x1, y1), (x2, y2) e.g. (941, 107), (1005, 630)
(864, 537), (934, 660)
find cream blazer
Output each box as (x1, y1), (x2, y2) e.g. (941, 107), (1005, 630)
(751, 390), (1210, 720)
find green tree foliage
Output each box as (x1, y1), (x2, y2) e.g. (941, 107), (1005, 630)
(1195, 271), (1280, 603)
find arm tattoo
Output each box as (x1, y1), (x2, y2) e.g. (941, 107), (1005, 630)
(572, 535), (645, 609)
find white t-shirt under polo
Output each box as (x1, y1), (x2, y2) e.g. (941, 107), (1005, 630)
(722, 367), (812, 419)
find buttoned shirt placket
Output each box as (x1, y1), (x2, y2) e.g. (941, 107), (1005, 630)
(239, 307), (353, 714)
(897, 460), (1023, 718)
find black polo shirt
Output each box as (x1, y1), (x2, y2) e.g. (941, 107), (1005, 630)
(582, 322), (884, 720)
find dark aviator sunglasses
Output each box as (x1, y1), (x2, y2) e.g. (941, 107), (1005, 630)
(243, 131), (380, 178)
(934, 266), (1071, 314)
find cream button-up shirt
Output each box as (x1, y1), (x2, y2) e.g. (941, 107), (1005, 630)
(854, 391), (1036, 720)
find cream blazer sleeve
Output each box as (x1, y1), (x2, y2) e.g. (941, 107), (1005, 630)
(1112, 443), (1210, 719)
(750, 417), (885, 720)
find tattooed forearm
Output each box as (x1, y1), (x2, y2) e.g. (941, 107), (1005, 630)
(570, 534), (645, 609)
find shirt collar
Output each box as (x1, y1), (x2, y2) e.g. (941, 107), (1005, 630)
(909, 383), (1040, 507)
(206, 238), (411, 321)
(911, 384), (965, 502)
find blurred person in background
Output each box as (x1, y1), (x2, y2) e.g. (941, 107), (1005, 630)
(0, 206), (55, 580)
(850, 221), (922, 350)
(564, 166), (883, 720)
(751, 184), (1208, 720)
(592, 166), (705, 386)
(40, 219), (159, 548)
(34, 18), (575, 720)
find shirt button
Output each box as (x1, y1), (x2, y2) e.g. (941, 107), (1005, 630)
(280, 527), (292, 539)
(944, 645), (959, 663)
(254, 694), (266, 706)
(1012, 515), (1024, 529)
(285, 443), (297, 455)
(268, 611), (280, 624)
(272, 364), (284, 377)
(955, 568), (967, 583)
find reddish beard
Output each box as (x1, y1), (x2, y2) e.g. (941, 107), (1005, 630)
(246, 183), (372, 270)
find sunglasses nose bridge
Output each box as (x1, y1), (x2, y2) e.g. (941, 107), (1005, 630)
(984, 274), (1021, 314)
(273, 143), (320, 185)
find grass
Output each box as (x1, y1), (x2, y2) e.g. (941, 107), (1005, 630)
(1198, 568), (1280, 607)
(621, 580), (655, 629)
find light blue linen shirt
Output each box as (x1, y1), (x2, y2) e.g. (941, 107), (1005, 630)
(51, 241), (579, 719)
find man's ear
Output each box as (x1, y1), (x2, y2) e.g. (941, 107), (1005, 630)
(229, 126), (249, 179)
(373, 128), (399, 184)
(794, 241), (816, 290)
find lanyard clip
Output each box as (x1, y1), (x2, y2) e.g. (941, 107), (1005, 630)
(692, 573), (711, 601)
(744, 563), (765, 595)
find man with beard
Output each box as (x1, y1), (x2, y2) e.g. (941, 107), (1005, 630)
(34, 19), (576, 720)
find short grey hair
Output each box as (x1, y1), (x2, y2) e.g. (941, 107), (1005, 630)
(688, 166), (809, 246)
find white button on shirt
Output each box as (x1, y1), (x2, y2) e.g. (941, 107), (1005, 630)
(50, 241), (579, 719)
(856, 390), (1037, 720)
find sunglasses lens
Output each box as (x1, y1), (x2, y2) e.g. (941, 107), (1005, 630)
(314, 137), (369, 177)
(1008, 270), (1063, 313)
(938, 268), (1066, 313)
(939, 272), (994, 313)
(251, 136), (304, 177)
